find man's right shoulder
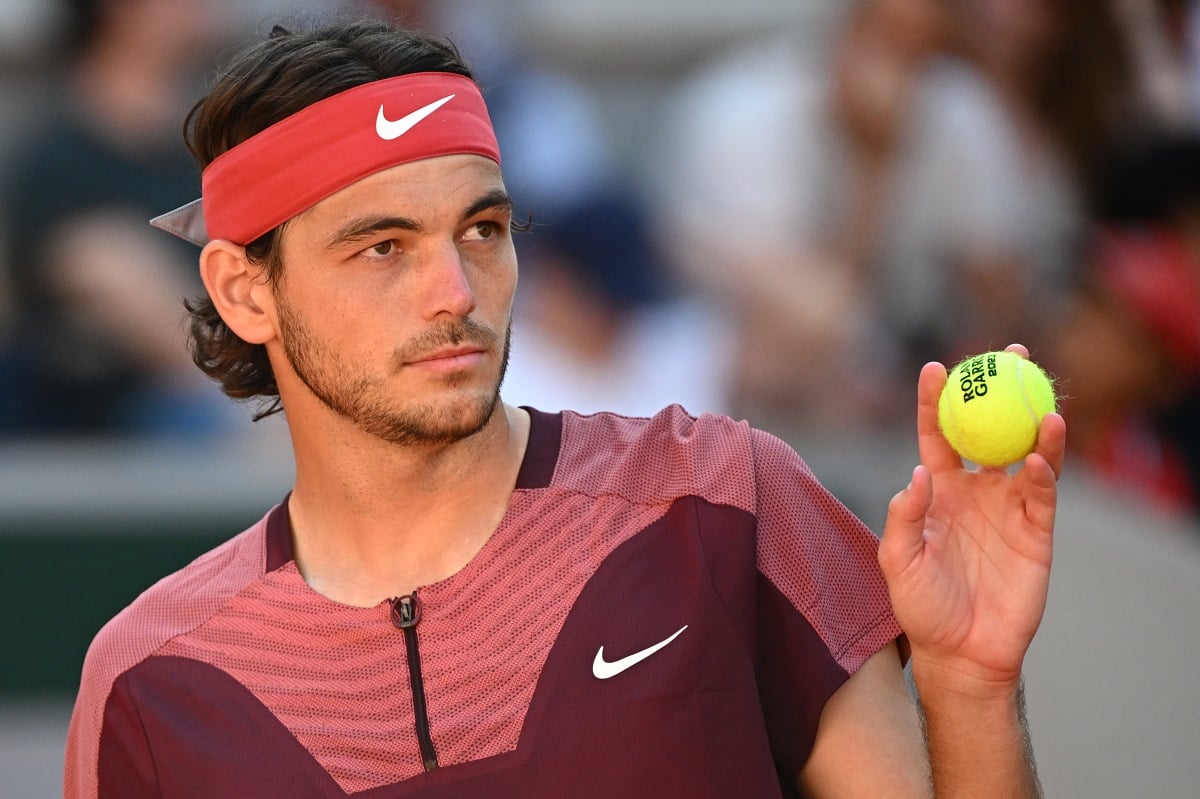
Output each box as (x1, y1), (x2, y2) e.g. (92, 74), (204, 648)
(79, 510), (274, 690)
(555, 405), (759, 510)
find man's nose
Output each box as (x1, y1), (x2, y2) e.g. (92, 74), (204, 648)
(421, 244), (477, 320)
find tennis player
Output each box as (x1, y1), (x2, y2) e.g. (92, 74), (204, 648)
(64, 17), (1063, 798)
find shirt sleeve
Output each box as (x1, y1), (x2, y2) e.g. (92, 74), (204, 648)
(747, 426), (902, 775)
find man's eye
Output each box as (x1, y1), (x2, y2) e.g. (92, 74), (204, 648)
(464, 221), (499, 241)
(367, 240), (397, 257)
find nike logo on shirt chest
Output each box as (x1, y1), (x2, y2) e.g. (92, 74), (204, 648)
(592, 625), (689, 679)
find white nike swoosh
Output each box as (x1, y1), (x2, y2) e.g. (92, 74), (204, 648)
(375, 94), (456, 140)
(592, 625), (688, 680)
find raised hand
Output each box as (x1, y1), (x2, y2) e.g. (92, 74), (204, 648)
(878, 344), (1066, 690)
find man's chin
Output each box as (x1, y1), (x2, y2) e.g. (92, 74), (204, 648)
(363, 390), (501, 447)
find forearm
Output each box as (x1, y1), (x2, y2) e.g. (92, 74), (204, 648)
(913, 663), (1042, 799)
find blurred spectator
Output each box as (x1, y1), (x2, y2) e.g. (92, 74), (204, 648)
(652, 14), (887, 432)
(1047, 133), (1200, 519)
(0, 0), (237, 437)
(827, 0), (1074, 383)
(653, 1), (1036, 431)
(505, 192), (731, 417)
(960, 0), (1148, 210)
(652, 0), (1152, 433)
(1113, 0), (1199, 128)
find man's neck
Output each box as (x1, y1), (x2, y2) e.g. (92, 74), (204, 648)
(285, 402), (531, 606)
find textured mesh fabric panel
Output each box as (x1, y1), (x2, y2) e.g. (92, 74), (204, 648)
(64, 517), (272, 799)
(156, 566), (421, 789)
(157, 491), (671, 793)
(748, 428), (901, 673)
(553, 406), (757, 511)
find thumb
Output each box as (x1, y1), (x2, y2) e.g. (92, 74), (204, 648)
(878, 465), (932, 579)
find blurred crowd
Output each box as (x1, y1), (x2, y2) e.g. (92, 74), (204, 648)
(1, 0), (1199, 523)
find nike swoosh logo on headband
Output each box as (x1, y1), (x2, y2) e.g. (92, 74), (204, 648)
(375, 94), (456, 140)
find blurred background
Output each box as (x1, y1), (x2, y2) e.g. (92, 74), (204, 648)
(1, 0), (1199, 795)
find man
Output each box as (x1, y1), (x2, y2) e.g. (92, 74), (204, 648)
(64, 18), (1064, 798)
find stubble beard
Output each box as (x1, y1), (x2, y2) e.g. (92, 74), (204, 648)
(276, 295), (511, 447)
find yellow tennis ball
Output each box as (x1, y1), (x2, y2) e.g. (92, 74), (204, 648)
(938, 351), (1057, 467)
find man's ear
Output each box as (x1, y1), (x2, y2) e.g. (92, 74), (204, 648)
(199, 240), (277, 345)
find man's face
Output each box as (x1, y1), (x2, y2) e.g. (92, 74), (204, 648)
(267, 154), (517, 446)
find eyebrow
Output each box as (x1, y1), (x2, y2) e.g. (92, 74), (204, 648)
(462, 189), (514, 224)
(324, 189), (514, 250)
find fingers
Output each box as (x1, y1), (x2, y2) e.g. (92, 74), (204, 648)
(916, 361), (963, 473)
(1018, 450), (1060, 536)
(1014, 411), (1065, 537)
(1003, 342), (1030, 360)
(879, 465), (932, 577)
(993, 406), (1062, 536)
(1034, 411), (1067, 481)
(1004, 341), (1065, 479)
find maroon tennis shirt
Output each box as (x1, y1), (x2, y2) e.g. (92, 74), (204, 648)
(65, 406), (900, 798)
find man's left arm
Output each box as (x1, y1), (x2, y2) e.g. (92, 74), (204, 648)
(877, 345), (1062, 798)
(795, 641), (930, 797)
(799, 344), (1061, 798)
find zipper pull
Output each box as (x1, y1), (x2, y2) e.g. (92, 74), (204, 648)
(390, 591), (440, 771)
(390, 593), (422, 630)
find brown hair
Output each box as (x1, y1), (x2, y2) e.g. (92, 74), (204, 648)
(183, 18), (475, 419)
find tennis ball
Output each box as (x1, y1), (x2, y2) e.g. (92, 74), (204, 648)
(938, 351), (1056, 468)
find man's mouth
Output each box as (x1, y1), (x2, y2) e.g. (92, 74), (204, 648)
(407, 345), (488, 371)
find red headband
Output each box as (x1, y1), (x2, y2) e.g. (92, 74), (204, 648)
(151, 72), (500, 246)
